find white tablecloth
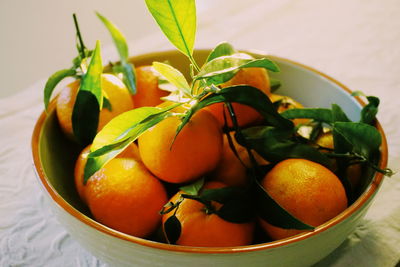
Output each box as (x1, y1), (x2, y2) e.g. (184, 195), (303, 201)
(1, 0), (399, 266)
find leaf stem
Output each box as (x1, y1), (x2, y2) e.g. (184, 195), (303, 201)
(73, 13), (86, 59)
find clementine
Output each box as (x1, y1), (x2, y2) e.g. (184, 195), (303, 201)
(85, 158), (167, 237)
(138, 109), (223, 184)
(162, 181), (254, 246)
(132, 65), (169, 107)
(205, 67), (271, 127)
(56, 73), (134, 139)
(259, 158), (347, 240)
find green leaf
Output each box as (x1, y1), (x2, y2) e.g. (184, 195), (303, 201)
(44, 68), (77, 110)
(102, 95), (112, 111)
(361, 96), (379, 124)
(333, 122), (381, 159)
(200, 187), (253, 223)
(96, 12), (129, 61)
(145, 0), (196, 57)
(255, 181), (314, 230)
(281, 108), (333, 124)
(195, 54), (280, 86)
(177, 85), (293, 135)
(180, 178), (204, 195)
(270, 78), (281, 92)
(241, 126), (332, 168)
(331, 104), (350, 122)
(206, 42), (236, 62)
(163, 215), (181, 244)
(153, 62), (191, 96)
(84, 106), (176, 182)
(72, 40), (103, 145)
(113, 63), (137, 94)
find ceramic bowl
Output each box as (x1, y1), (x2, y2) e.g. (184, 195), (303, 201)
(32, 49), (388, 267)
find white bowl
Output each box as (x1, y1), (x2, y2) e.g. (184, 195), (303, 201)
(32, 49), (388, 267)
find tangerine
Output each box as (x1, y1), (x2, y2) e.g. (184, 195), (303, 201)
(206, 68), (271, 127)
(162, 181), (254, 247)
(56, 74), (134, 139)
(132, 65), (169, 107)
(85, 158), (167, 237)
(74, 142), (141, 205)
(138, 109), (223, 184)
(259, 158), (347, 240)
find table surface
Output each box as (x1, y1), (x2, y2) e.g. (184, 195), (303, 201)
(1, 0), (399, 266)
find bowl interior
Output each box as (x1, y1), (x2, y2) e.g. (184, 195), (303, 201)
(35, 49), (384, 250)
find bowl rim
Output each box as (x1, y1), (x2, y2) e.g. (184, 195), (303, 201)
(31, 50), (388, 254)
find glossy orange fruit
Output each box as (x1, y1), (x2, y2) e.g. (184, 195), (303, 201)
(56, 74), (134, 139)
(206, 67), (271, 127)
(138, 109), (223, 184)
(74, 143), (141, 205)
(162, 181), (254, 247)
(259, 158), (347, 240)
(85, 158), (167, 237)
(132, 65), (169, 107)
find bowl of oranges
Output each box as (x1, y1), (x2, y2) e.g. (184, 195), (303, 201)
(31, 2), (390, 267)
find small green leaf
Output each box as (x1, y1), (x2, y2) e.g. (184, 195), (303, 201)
(206, 42), (236, 62)
(281, 108), (333, 124)
(333, 122), (381, 159)
(331, 104), (350, 122)
(96, 12), (129, 61)
(145, 0), (196, 58)
(200, 187), (253, 223)
(177, 85), (293, 135)
(255, 181), (314, 230)
(270, 78), (281, 92)
(163, 215), (181, 244)
(195, 54), (279, 86)
(361, 96), (379, 124)
(180, 178), (204, 195)
(102, 96), (112, 111)
(84, 106), (177, 182)
(44, 68), (77, 110)
(72, 40), (103, 145)
(241, 126), (332, 168)
(153, 62), (191, 96)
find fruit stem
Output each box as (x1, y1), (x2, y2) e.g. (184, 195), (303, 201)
(73, 13), (86, 60)
(225, 102), (261, 178)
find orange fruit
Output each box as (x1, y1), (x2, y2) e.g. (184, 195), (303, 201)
(74, 143), (141, 205)
(132, 65), (169, 107)
(316, 132), (362, 189)
(206, 67), (271, 127)
(259, 158), (347, 240)
(269, 94), (307, 126)
(162, 181), (254, 246)
(85, 158), (167, 237)
(138, 109), (223, 184)
(211, 132), (268, 187)
(56, 74), (134, 139)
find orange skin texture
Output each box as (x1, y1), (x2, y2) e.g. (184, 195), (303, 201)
(206, 68), (271, 128)
(269, 94), (307, 126)
(162, 181), (254, 247)
(211, 133), (268, 187)
(74, 143), (141, 205)
(56, 74), (134, 139)
(132, 65), (169, 107)
(259, 159), (348, 240)
(85, 158), (167, 238)
(138, 109), (223, 184)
